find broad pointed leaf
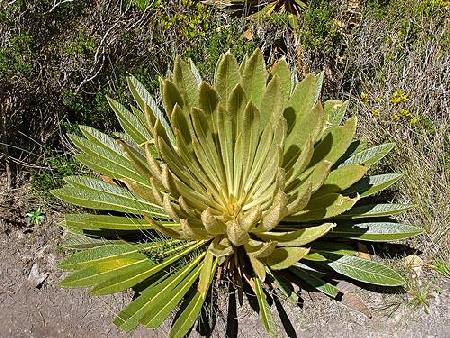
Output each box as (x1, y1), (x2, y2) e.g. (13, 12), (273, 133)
(241, 48), (267, 108)
(338, 203), (414, 219)
(52, 176), (166, 218)
(107, 96), (151, 145)
(327, 221), (423, 241)
(289, 266), (339, 298)
(263, 247), (310, 270)
(343, 143), (394, 166)
(328, 255), (405, 286)
(255, 223), (334, 246)
(346, 173), (403, 197)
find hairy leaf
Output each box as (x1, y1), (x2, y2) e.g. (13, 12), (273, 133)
(328, 221), (423, 241)
(328, 255), (405, 286)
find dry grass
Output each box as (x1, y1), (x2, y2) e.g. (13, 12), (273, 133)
(328, 0), (450, 308)
(347, 4), (449, 260)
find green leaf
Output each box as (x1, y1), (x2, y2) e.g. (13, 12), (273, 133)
(243, 123), (275, 193)
(118, 137), (150, 173)
(269, 271), (298, 304)
(79, 125), (123, 153)
(188, 58), (202, 84)
(289, 193), (359, 222)
(171, 103), (192, 144)
(198, 251), (215, 296)
(59, 243), (147, 271)
(245, 241), (278, 258)
(215, 51), (241, 106)
(107, 96), (151, 145)
(304, 242), (357, 261)
(309, 117), (357, 167)
(208, 238), (233, 258)
(241, 48), (267, 108)
(263, 247), (310, 270)
(270, 57), (291, 107)
(62, 242), (193, 290)
(252, 277), (277, 337)
(343, 143), (394, 166)
(198, 82), (219, 115)
(127, 75), (175, 143)
(141, 256), (205, 328)
(114, 273), (169, 331)
(169, 257), (218, 338)
(216, 106), (235, 195)
(71, 151), (136, 187)
(327, 221), (423, 241)
(249, 256), (267, 281)
(172, 56), (199, 109)
(324, 100), (349, 126)
(170, 292), (202, 338)
(90, 241), (205, 295)
(52, 176), (166, 218)
(235, 101), (260, 196)
(162, 79), (184, 116)
(114, 254), (203, 331)
(189, 108), (226, 192)
(346, 173), (403, 197)
(292, 159), (331, 194)
(70, 128), (148, 186)
(241, 104), (261, 188)
(328, 255), (405, 286)
(317, 164), (368, 194)
(60, 232), (119, 249)
(338, 203), (414, 219)
(60, 254), (149, 288)
(141, 268), (201, 328)
(289, 266), (339, 298)
(284, 73), (323, 149)
(256, 223), (334, 246)
(63, 213), (178, 232)
(260, 75), (283, 126)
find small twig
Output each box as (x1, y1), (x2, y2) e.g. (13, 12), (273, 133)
(2, 155), (50, 170)
(46, 0), (74, 14)
(75, 21), (121, 93)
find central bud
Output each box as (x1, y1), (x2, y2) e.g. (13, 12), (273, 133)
(223, 195), (243, 220)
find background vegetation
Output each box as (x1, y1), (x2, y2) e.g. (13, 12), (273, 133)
(1, 0), (449, 312)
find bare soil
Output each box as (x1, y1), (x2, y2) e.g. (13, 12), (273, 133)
(1, 181), (449, 338)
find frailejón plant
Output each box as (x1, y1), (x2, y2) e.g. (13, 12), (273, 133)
(204, 0), (307, 16)
(53, 49), (422, 336)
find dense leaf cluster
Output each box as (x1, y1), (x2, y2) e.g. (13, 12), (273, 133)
(54, 49), (422, 336)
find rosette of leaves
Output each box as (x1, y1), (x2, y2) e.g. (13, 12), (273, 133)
(53, 49), (422, 336)
(203, 0), (307, 16)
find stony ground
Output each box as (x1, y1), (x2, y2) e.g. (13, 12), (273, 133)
(1, 181), (449, 338)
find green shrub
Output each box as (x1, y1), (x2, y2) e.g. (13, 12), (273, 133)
(299, 0), (339, 52)
(64, 31), (97, 56)
(0, 33), (33, 75)
(31, 147), (82, 196)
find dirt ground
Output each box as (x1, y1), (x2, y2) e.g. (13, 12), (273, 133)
(1, 181), (449, 338)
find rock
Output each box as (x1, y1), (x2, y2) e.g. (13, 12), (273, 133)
(337, 281), (372, 318)
(27, 263), (48, 288)
(342, 292), (372, 319)
(403, 255), (423, 268)
(336, 280), (358, 293)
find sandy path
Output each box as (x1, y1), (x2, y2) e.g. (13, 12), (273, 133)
(0, 191), (448, 338)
